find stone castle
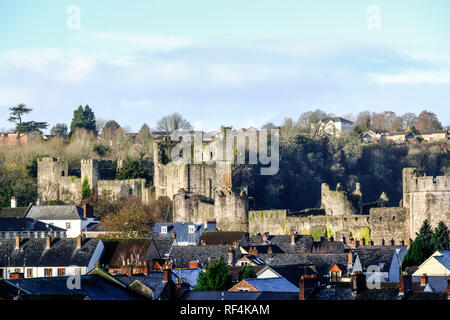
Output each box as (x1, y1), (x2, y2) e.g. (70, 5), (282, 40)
(38, 129), (450, 240)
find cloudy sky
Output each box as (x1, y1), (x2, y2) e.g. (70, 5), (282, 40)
(1, 0), (450, 132)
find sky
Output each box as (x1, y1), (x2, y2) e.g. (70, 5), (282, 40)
(1, 0), (450, 132)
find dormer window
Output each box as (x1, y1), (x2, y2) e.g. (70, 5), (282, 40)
(188, 225), (195, 234)
(161, 226), (168, 234)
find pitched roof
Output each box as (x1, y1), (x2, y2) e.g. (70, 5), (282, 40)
(199, 231), (246, 245)
(26, 205), (84, 220)
(258, 264), (318, 288)
(0, 207), (30, 218)
(0, 217), (66, 232)
(169, 245), (242, 268)
(243, 277), (299, 293)
(100, 239), (153, 267)
(180, 291), (298, 300)
(172, 268), (203, 289)
(354, 248), (396, 272)
(250, 234), (314, 253)
(0, 238), (101, 267)
(153, 222), (206, 244)
(5, 275), (141, 300)
(257, 253), (349, 275)
(434, 250), (450, 270)
(114, 273), (168, 299)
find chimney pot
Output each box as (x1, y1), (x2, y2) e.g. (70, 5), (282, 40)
(290, 232), (296, 245)
(267, 246), (273, 254)
(421, 273), (428, 287)
(15, 235), (20, 250)
(348, 250), (353, 268)
(76, 235), (82, 249)
(46, 235), (51, 249)
(11, 196), (17, 208)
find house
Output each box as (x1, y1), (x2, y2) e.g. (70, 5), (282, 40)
(0, 236), (104, 279)
(25, 204), (98, 237)
(179, 291), (299, 300)
(0, 267), (144, 300)
(171, 268), (203, 289)
(249, 233), (314, 254)
(0, 217), (67, 239)
(351, 246), (408, 282)
(312, 117), (354, 137)
(229, 277), (299, 293)
(256, 264), (319, 288)
(413, 250), (450, 277)
(362, 130), (382, 143)
(153, 221), (216, 246)
(114, 271), (178, 300)
(235, 254), (265, 267)
(418, 130), (449, 142)
(385, 131), (416, 144)
(199, 231), (247, 246)
(168, 245), (242, 268)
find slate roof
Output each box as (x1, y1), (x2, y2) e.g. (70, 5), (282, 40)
(5, 275), (141, 300)
(311, 284), (355, 300)
(257, 253), (348, 276)
(434, 250), (450, 270)
(243, 277), (299, 293)
(311, 240), (346, 254)
(250, 234), (314, 253)
(0, 207), (30, 218)
(0, 218), (66, 232)
(412, 276), (449, 292)
(153, 222), (207, 245)
(241, 245), (284, 254)
(169, 245), (242, 268)
(26, 205), (84, 220)
(180, 291), (298, 300)
(171, 268), (203, 289)
(152, 238), (174, 259)
(114, 272), (168, 299)
(228, 266), (265, 282)
(354, 248), (396, 272)
(258, 264), (319, 288)
(0, 238), (101, 267)
(199, 231), (246, 245)
(100, 239), (153, 267)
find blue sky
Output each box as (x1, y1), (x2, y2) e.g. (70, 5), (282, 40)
(1, 0), (450, 132)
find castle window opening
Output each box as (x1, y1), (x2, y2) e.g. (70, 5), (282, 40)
(61, 171), (65, 176)
(392, 216), (396, 221)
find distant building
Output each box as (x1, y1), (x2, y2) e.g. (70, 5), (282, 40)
(0, 217), (67, 239)
(418, 130), (449, 142)
(312, 117), (354, 137)
(153, 221), (217, 246)
(362, 130), (382, 143)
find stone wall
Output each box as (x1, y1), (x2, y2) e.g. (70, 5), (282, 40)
(369, 207), (409, 244)
(321, 183), (359, 215)
(214, 190), (249, 232)
(403, 168), (450, 238)
(173, 190), (215, 223)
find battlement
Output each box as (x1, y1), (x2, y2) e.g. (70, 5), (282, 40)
(39, 157), (59, 163)
(403, 167), (450, 193)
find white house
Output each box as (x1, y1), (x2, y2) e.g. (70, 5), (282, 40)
(26, 205), (98, 238)
(312, 117), (354, 137)
(413, 250), (450, 277)
(0, 236), (104, 279)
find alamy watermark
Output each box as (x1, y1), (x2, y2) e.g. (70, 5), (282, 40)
(67, 5), (81, 30)
(366, 5), (381, 30)
(170, 128), (280, 175)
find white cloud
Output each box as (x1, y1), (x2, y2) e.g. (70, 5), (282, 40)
(1, 49), (96, 84)
(369, 71), (450, 84)
(90, 32), (194, 52)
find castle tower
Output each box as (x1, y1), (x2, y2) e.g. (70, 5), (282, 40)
(81, 159), (99, 191)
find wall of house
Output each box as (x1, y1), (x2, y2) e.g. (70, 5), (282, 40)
(40, 219), (82, 238)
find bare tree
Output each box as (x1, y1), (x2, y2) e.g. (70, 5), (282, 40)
(416, 110), (442, 131)
(156, 112), (193, 133)
(401, 113), (417, 129)
(133, 123), (153, 160)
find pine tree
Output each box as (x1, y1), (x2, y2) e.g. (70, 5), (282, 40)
(82, 176), (92, 200)
(416, 219), (434, 258)
(70, 105), (97, 134)
(432, 221), (449, 251)
(239, 265), (257, 281)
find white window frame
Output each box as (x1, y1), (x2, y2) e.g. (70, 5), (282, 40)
(188, 225), (195, 234)
(161, 226), (167, 234)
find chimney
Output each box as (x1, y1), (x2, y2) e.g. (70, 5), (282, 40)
(400, 240), (405, 246)
(171, 232), (176, 239)
(299, 274), (318, 301)
(46, 235), (51, 249)
(350, 238), (356, 249)
(82, 202), (93, 218)
(11, 196), (17, 208)
(262, 232), (268, 242)
(341, 236), (346, 244)
(189, 261), (199, 269)
(299, 277), (306, 301)
(398, 272), (412, 296)
(204, 221), (208, 229)
(351, 272), (366, 294)
(369, 240), (374, 246)
(15, 235), (20, 250)
(227, 246), (235, 266)
(348, 250), (353, 269)
(76, 235), (82, 249)
(36, 198), (41, 206)
(447, 278), (450, 300)
(407, 239), (413, 249)
(290, 232), (296, 245)
(390, 239), (395, 246)
(200, 239), (206, 246)
(267, 246), (273, 254)
(122, 258), (126, 266)
(163, 261), (172, 282)
(361, 238), (366, 246)
(328, 236), (334, 242)
(253, 247), (258, 256)
(420, 273), (428, 287)
(381, 239), (385, 246)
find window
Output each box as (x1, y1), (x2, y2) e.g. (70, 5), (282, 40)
(66, 222), (71, 229)
(239, 288), (250, 292)
(57, 268), (66, 276)
(161, 226), (167, 234)
(26, 268), (33, 278)
(188, 225), (195, 234)
(44, 268), (53, 277)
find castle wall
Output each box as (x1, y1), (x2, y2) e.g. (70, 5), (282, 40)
(173, 191), (215, 223)
(214, 190), (249, 232)
(369, 207), (409, 243)
(403, 168), (450, 238)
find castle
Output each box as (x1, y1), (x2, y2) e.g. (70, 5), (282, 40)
(37, 129), (450, 240)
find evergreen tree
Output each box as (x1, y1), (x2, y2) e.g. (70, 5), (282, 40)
(50, 123), (69, 139)
(432, 221), (450, 251)
(116, 158), (151, 182)
(239, 265), (257, 281)
(402, 238), (426, 269)
(70, 105), (97, 134)
(82, 176), (92, 200)
(415, 219), (434, 258)
(194, 257), (233, 291)
(8, 104), (48, 133)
